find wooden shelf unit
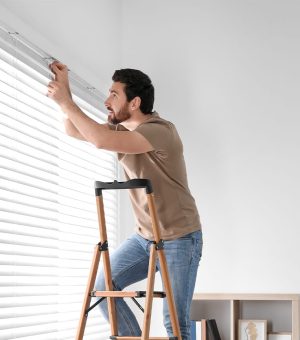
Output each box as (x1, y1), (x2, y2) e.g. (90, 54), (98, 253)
(192, 293), (300, 340)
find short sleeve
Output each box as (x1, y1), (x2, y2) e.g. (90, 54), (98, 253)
(135, 121), (172, 151)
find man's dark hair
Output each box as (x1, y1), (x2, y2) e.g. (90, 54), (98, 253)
(112, 68), (154, 114)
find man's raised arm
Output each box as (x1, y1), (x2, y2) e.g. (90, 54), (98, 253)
(47, 62), (153, 154)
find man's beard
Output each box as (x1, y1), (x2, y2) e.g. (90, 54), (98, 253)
(107, 105), (131, 125)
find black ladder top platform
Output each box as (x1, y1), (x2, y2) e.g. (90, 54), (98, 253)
(95, 179), (153, 195)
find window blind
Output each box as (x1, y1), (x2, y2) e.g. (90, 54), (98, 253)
(0, 22), (118, 340)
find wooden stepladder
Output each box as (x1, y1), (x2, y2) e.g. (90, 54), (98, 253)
(76, 179), (182, 340)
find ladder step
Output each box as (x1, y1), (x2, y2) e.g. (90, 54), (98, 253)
(91, 290), (166, 298)
(110, 337), (178, 340)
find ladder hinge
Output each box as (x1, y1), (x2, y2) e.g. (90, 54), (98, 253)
(98, 240), (108, 251)
(154, 239), (164, 250)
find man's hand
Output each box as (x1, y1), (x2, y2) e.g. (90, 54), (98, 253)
(47, 61), (73, 107)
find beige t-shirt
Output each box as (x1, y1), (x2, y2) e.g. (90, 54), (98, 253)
(111, 112), (201, 240)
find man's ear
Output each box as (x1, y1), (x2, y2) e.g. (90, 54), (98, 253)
(130, 96), (141, 110)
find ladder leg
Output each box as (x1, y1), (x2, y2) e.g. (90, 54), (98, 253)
(141, 244), (157, 340)
(102, 246), (118, 335)
(157, 249), (181, 340)
(96, 195), (118, 335)
(76, 244), (102, 340)
(147, 193), (182, 340)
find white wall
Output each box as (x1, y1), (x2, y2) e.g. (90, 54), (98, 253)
(121, 0), (300, 294)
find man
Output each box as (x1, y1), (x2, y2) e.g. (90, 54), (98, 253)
(47, 62), (203, 340)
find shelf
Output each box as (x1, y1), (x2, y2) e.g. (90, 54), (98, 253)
(193, 293), (300, 301)
(191, 293), (300, 340)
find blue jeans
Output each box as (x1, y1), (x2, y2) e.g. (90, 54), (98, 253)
(95, 230), (203, 340)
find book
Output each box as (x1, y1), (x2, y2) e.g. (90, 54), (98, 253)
(190, 319), (205, 340)
(191, 319), (221, 340)
(206, 319), (221, 340)
(201, 319), (207, 340)
(191, 320), (196, 340)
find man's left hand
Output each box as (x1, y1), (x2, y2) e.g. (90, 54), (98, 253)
(47, 61), (73, 107)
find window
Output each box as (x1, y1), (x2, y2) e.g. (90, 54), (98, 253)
(0, 23), (118, 339)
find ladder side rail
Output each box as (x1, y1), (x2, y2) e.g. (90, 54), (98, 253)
(147, 193), (182, 340)
(95, 194), (118, 335)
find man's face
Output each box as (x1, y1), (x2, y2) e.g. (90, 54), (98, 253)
(105, 82), (131, 125)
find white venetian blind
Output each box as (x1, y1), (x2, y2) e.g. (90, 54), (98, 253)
(0, 22), (118, 339)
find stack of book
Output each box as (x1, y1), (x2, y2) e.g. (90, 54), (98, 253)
(191, 319), (221, 340)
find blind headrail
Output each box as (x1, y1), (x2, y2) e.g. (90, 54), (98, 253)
(0, 21), (107, 109)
